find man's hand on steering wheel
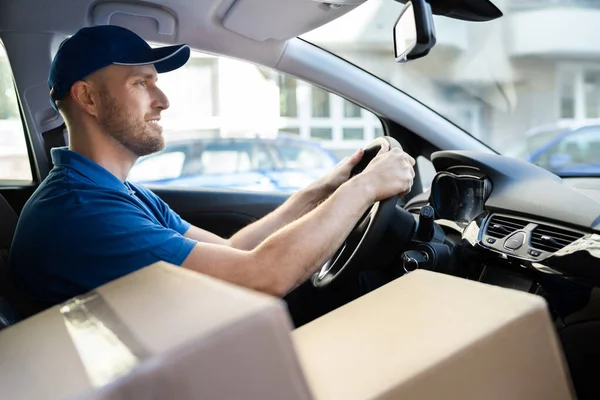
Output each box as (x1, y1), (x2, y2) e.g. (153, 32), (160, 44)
(311, 139), (415, 203)
(354, 145), (416, 203)
(312, 137), (417, 288)
(309, 148), (367, 200)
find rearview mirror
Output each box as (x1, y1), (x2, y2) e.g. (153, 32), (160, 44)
(393, 0), (436, 62)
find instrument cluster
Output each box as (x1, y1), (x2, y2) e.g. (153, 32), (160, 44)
(429, 169), (491, 225)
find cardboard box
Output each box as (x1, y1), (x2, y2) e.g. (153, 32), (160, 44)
(0, 264), (574, 400)
(0, 262), (313, 400)
(292, 270), (574, 400)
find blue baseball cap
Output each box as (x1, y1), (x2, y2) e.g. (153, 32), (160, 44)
(48, 25), (190, 111)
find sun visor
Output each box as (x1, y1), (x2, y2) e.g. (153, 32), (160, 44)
(395, 0), (502, 22)
(223, 0), (367, 41)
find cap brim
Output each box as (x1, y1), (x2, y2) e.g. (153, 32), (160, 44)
(113, 44), (191, 73)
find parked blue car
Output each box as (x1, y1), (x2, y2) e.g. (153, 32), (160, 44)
(129, 135), (340, 192)
(517, 120), (600, 176)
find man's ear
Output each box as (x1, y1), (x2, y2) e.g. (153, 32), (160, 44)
(69, 81), (99, 117)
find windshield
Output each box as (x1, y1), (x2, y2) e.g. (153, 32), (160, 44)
(302, 0), (600, 176)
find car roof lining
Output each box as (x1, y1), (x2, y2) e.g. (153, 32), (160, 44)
(0, 0), (364, 68)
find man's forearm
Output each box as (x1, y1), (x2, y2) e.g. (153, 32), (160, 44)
(182, 177), (373, 297)
(227, 182), (331, 250)
(249, 178), (373, 294)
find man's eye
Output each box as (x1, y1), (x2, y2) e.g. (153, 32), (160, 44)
(136, 81), (147, 88)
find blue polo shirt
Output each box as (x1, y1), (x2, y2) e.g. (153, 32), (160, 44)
(9, 147), (198, 307)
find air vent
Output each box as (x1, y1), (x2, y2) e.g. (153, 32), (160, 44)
(485, 215), (528, 239)
(530, 224), (584, 253)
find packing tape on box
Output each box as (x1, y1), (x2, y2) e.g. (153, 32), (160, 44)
(60, 291), (150, 388)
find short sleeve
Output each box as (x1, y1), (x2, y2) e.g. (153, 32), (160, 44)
(61, 191), (198, 288)
(128, 182), (190, 235)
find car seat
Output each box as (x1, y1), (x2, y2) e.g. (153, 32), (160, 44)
(0, 194), (41, 329)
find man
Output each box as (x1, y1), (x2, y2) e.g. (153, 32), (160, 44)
(9, 25), (415, 308)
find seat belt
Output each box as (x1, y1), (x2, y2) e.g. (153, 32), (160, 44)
(42, 124), (68, 168)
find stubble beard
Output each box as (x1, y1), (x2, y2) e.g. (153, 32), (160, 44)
(97, 90), (165, 158)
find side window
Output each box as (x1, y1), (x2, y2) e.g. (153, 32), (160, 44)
(0, 41), (32, 182)
(417, 156), (436, 192)
(201, 142), (253, 174)
(128, 51), (384, 193)
(275, 143), (336, 170)
(128, 151), (185, 182)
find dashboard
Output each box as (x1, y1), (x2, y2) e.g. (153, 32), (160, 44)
(428, 150), (600, 230)
(405, 150), (600, 289)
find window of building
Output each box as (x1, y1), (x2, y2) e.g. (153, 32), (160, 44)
(310, 127), (333, 141)
(343, 128), (364, 140)
(311, 87), (330, 118)
(279, 75), (298, 117)
(0, 41), (32, 182)
(279, 127), (300, 135)
(344, 100), (362, 118)
(558, 66), (600, 120)
(584, 70), (600, 119)
(559, 70), (576, 119)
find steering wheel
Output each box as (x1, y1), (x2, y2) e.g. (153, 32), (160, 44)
(311, 136), (406, 288)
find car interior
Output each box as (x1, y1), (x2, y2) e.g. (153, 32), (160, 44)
(1, 0), (600, 398)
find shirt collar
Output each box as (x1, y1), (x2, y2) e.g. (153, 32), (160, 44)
(51, 147), (130, 194)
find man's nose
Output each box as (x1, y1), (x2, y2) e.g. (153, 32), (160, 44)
(152, 86), (170, 110)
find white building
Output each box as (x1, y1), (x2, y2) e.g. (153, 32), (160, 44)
(305, 0), (600, 153)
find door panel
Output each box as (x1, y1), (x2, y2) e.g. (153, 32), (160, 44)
(151, 187), (289, 238)
(0, 185), (289, 239)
